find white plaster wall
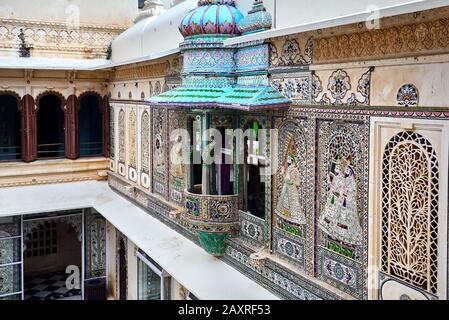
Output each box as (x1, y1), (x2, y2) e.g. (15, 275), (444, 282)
(111, 0), (196, 63)
(274, 0), (420, 29)
(127, 240), (138, 300)
(371, 62), (449, 107)
(368, 117), (449, 299)
(111, 0), (427, 63)
(106, 221), (118, 299)
(0, 0), (136, 27)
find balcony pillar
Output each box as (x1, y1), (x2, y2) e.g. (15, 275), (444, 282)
(65, 94), (79, 160)
(201, 112), (210, 195)
(21, 94), (37, 162)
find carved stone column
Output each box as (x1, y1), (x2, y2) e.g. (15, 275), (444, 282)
(21, 94), (37, 162)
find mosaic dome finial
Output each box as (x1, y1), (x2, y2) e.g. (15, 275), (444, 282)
(179, 0), (243, 38)
(237, 0), (272, 35)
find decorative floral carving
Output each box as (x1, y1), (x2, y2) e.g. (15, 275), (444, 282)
(270, 37), (313, 67)
(314, 69), (371, 106)
(141, 111), (150, 174)
(397, 84), (419, 107)
(323, 257), (357, 288)
(128, 110), (137, 168)
(113, 62), (168, 81)
(314, 18), (449, 63)
(85, 210), (106, 279)
(118, 109), (125, 164)
(0, 18), (125, 59)
(381, 131), (439, 295)
(154, 81), (162, 96)
(311, 73), (323, 99)
(327, 69), (351, 103)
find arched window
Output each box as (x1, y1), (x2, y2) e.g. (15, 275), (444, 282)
(37, 94), (65, 159)
(381, 131), (439, 295)
(0, 93), (21, 161)
(79, 94), (102, 157)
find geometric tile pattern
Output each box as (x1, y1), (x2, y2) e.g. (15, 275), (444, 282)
(24, 272), (81, 300)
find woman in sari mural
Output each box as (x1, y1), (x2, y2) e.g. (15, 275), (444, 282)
(275, 149), (306, 225)
(319, 156), (363, 245)
(155, 135), (165, 172)
(170, 135), (184, 178)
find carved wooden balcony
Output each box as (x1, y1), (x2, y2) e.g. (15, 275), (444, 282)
(183, 187), (239, 256)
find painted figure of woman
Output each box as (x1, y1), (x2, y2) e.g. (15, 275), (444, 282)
(155, 135), (165, 172)
(275, 154), (306, 225)
(171, 136), (184, 178)
(318, 156), (363, 245)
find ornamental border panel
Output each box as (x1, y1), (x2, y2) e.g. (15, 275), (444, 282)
(378, 272), (438, 300)
(85, 209), (106, 280)
(239, 211), (265, 246)
(224, 239), (342, 300)
(273, 228), (306, 270)
(317, 247), (364, 299)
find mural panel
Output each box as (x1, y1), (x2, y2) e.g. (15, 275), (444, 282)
(152, 107), (168, 199)
(316, 120), (368, 299)
(272, 118), (314, 273)
(168, 110), (186, 204)
(128, 109), (138, 182)
(118, 109), (126, 176)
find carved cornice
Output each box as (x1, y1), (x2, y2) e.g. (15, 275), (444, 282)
(0, 17), (127, 31)
(0, 18), (125, 58)
(0, 176), (105, 189)
(314, 17), (449, 64)
(113, 62), (169, 81)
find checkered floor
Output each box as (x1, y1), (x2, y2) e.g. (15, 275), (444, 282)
(24, 271), (82, 300)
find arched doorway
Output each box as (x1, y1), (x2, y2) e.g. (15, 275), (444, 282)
(37, 94), (65, 159)
(78, 94), (102, 157)
(0, 93), (21, 161)
(23, 214), (82, 300)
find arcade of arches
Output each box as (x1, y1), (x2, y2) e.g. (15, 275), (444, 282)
(0, 91), (109, 163)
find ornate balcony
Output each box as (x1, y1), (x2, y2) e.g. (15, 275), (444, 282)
(183, 187), (239, 256)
